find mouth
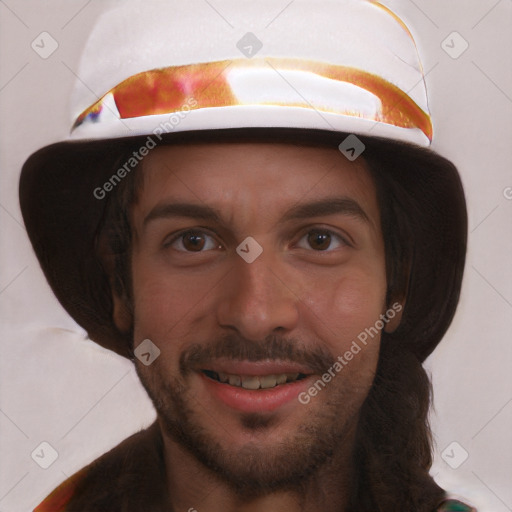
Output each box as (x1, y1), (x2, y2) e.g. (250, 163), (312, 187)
(201, 369), (308, 390)
(196, 360), (315, 413)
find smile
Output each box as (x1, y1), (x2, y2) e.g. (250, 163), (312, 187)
(197, 360), (315, 413)
(202, 370), (308, 390)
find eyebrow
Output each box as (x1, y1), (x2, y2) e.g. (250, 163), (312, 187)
(143, 197), (369, 228)
(144, 203), (223, 227)
(281, 197), (369, 223)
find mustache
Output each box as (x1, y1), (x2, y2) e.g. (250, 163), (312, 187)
(179, 334), (335, 375)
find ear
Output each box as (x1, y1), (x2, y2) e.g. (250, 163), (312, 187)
(98, 245), (133, 333)
(112, 291), (133, 333)
(383, 299), (405, 333)
(384, 264), (410, 334)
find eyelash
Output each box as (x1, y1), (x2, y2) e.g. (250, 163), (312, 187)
(295, 228), (352, 251)
(163, 228), (221, 252)
(163, 227), (352, 253)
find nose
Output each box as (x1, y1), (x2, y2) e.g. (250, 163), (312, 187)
(216, 254), (300, 341)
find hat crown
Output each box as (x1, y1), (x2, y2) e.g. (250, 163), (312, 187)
(70, 0), (431, 145)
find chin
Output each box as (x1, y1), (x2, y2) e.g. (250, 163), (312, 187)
(140, 368), (361, 497)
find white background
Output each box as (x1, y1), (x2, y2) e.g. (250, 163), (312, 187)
(0, 1), (511, 511)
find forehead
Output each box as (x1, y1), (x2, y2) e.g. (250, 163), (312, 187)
(134, 141), (380, 227)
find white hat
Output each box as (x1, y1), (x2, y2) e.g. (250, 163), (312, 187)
(70, 0), (432, 146)
(20, 0), (467, 361)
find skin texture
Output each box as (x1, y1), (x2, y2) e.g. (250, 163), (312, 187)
(113, 142), (403, 512)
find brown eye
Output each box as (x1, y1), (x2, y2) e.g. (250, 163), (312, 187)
(307, 231), (332, 251)
(167, 230), (220, 252)
(182, 232), (206, 251)
(296, 229), (349, 251)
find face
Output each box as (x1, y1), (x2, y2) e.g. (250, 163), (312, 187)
(117, 141), (396, 492)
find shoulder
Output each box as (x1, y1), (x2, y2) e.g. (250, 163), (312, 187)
(33, 421), (167, 512)
(33, 466), (88, 512)
(436, 498), (477, 511)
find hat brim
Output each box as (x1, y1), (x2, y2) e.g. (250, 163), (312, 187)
(19, 128), (467, 361)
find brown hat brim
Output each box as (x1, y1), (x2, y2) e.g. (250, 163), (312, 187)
(19, 128), (467, 361)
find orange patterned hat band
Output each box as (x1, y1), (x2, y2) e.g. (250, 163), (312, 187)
(73, 57), (432, 141)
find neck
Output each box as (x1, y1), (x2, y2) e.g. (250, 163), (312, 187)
(159, 418), (357, 512)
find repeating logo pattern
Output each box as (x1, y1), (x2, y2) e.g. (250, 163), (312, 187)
(0, 1), (510, 511)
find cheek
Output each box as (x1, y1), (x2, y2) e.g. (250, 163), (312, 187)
(300, 264), (387, 361)
(300, 268), (386, 405)
(130, 255), (212, 350)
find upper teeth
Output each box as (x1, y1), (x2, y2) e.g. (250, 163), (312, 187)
(215, 372), (301, 389)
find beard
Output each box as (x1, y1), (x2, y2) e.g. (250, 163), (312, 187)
(135, 334), (366, 498)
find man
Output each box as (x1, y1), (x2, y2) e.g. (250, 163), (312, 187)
(20, 0), (474, 510)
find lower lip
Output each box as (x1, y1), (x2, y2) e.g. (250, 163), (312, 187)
(199, 372), (311, 413)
